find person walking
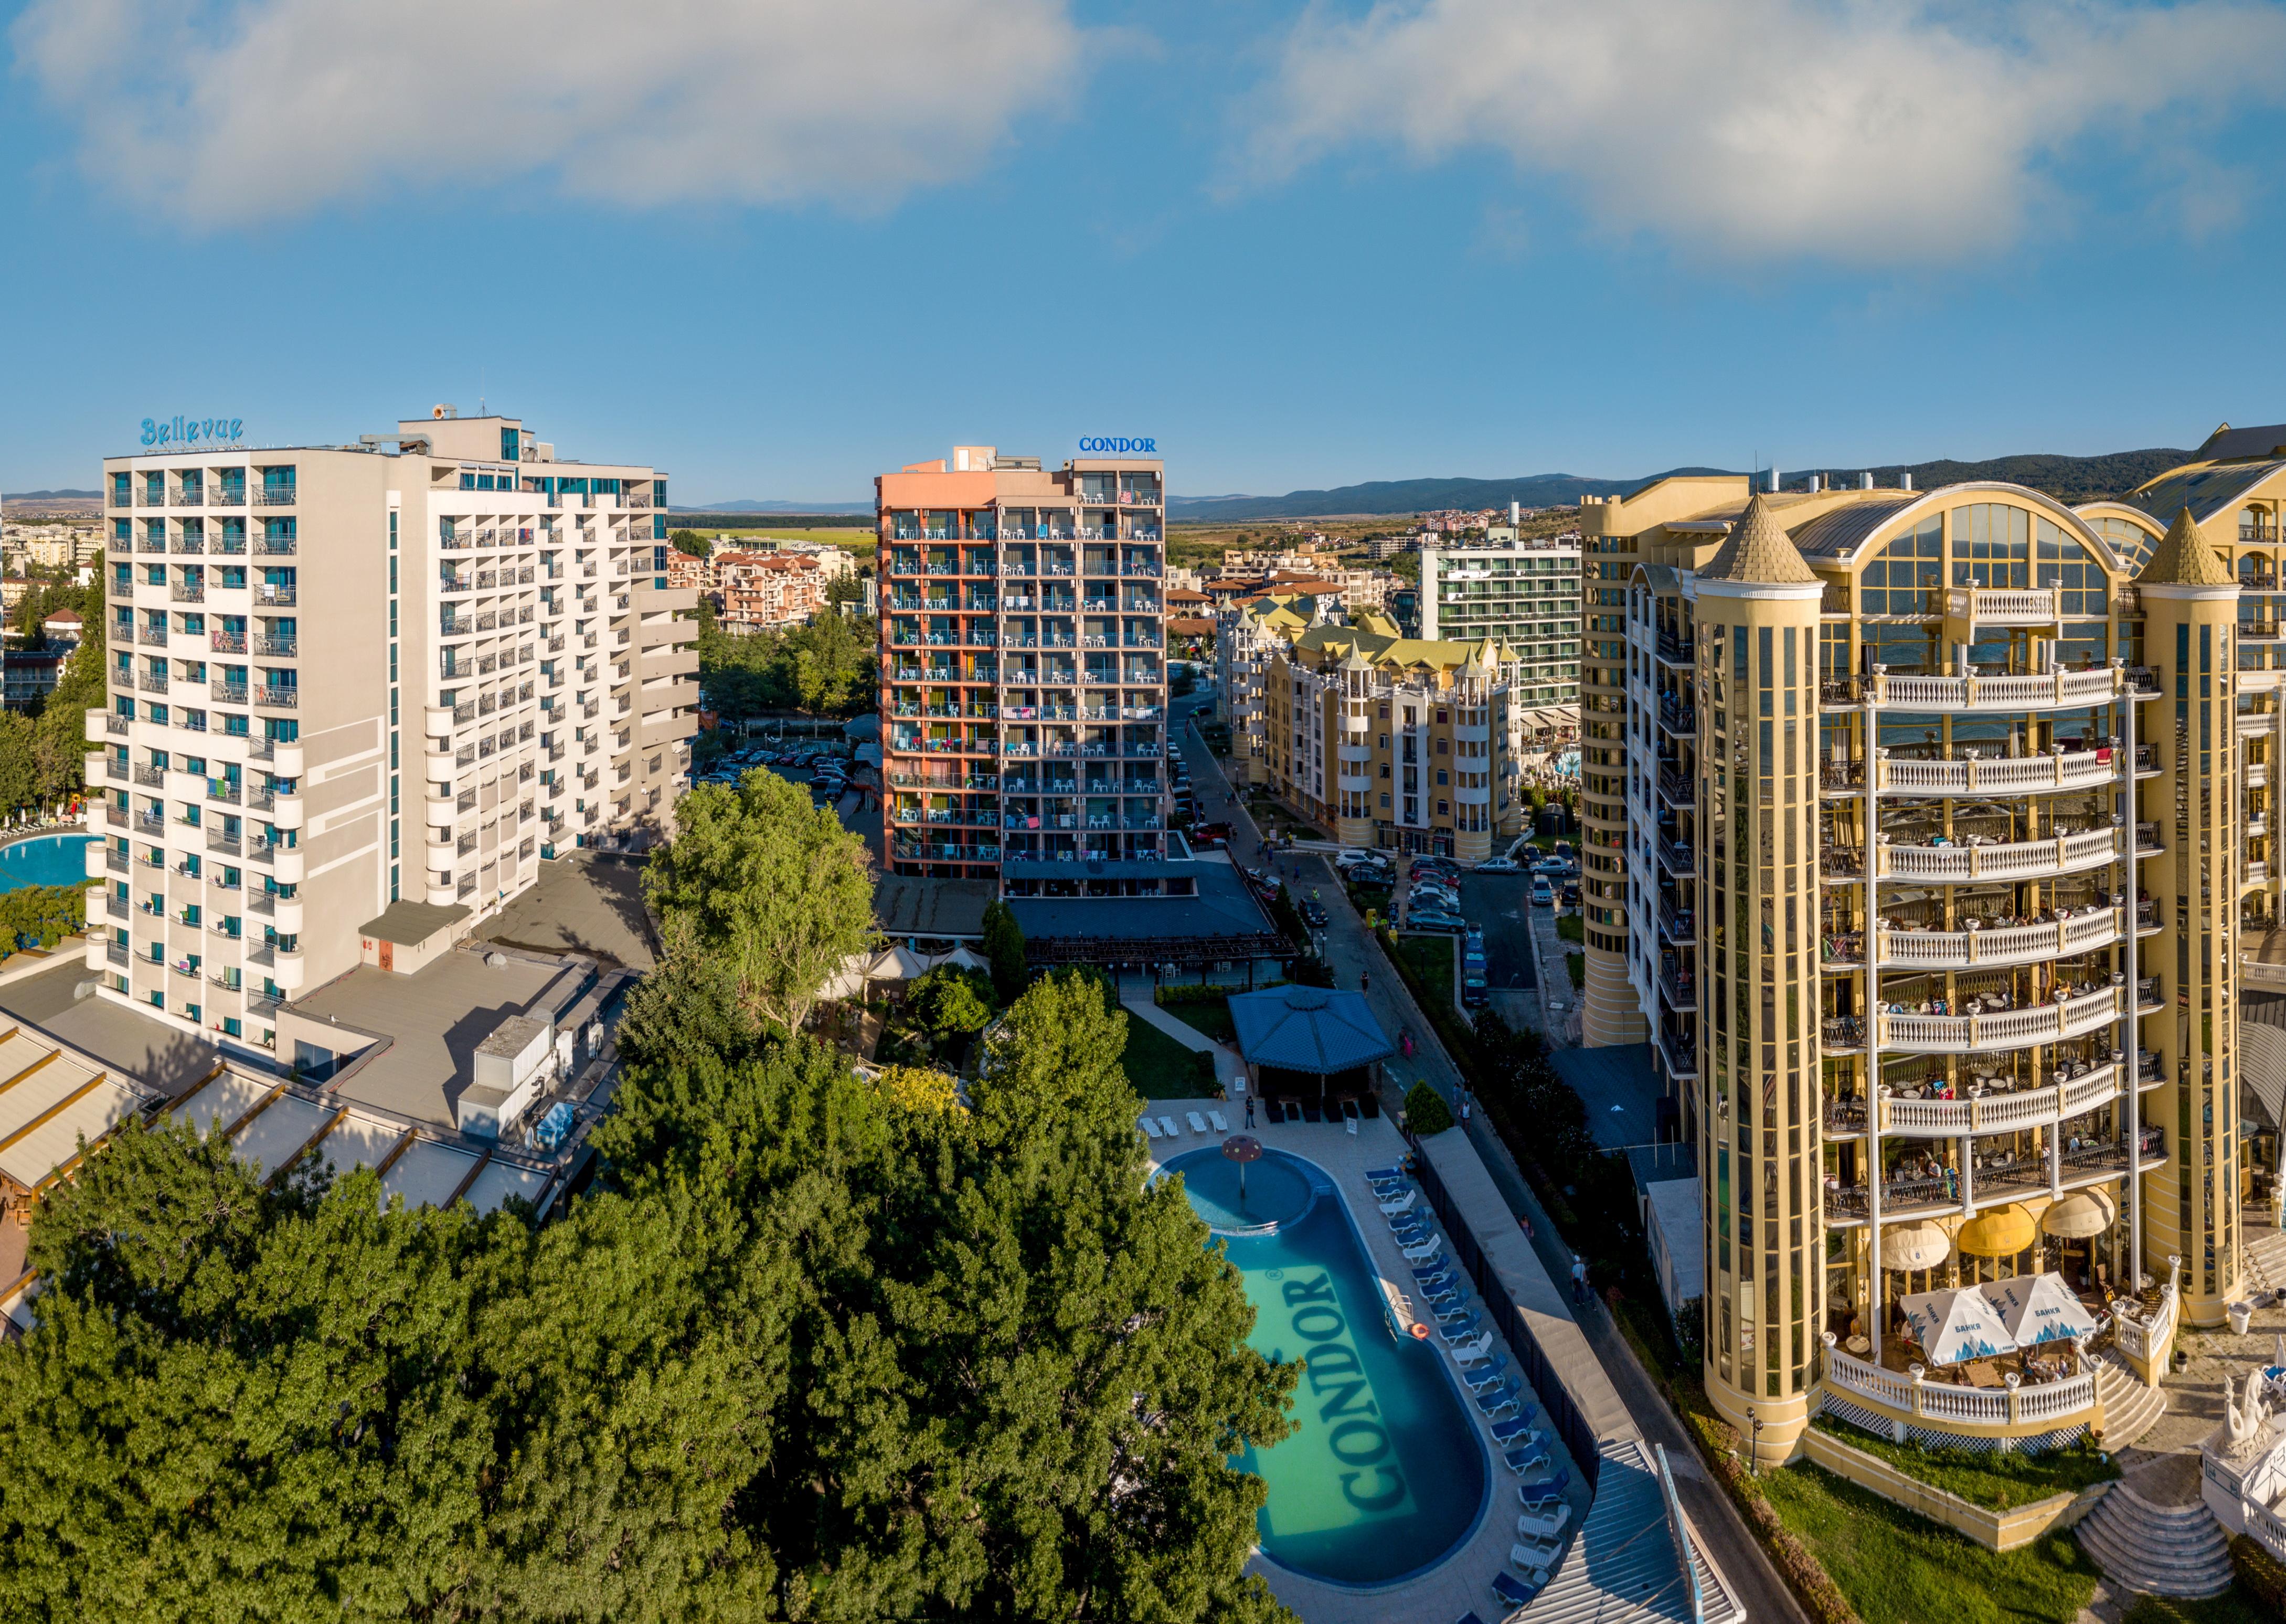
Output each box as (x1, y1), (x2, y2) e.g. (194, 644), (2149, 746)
(1244, 1094), (1256, 1128)
(1570, 1256), (1588, 1306)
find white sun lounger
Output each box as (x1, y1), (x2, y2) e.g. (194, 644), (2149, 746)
(1450, 1334), (1496, 1363)
(1379, 1191), (1417, 1215)
(1508, 1545), (1553, 1581)
(1208, 1109), (1229, 1132)
(1158, 1116), (1179, 1138)
(1517, 1503), (1571, 1541)
(1186, 1111), (1210, 1134)
(1139, 1116), (1162, 1140)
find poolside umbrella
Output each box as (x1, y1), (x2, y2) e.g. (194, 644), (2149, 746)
(1900, 1287), (2019, 1364)
(1957, 1203), (2038, 1258)
(1221, 1134), (1262, 1206)
(2039, 1188), (2116, 1239)
(1980, 1272), (2100, 1346)
(1879, 1219), (1953, 1272)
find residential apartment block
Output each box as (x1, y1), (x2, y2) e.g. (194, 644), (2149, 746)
(1228, 599), (1522, 859)
(1417, 535), (1583, 723)
(1573, 427), (2286, 1464)
(85, 411), (698, 1056)
(876, 445), (1167, 886)
(716, 551), (833, 630)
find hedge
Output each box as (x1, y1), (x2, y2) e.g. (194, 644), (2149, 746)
(1402, 1079), (1453, 1135)
(2233, 1533), (2286, 1614)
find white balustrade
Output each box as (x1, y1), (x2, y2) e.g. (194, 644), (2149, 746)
(1873, 751), (2119, 797)
(1878, 985), (2123, 1054)
(1869, 666), (2122, 713)
(1876, 1062), (2120, 1138)
(1822, 1341), (2097, 1431)
(1943, 586), (2062, 623)
(1873, 908), (2122, 971)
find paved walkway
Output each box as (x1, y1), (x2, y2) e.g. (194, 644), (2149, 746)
(1181, 718), (1809, 1624)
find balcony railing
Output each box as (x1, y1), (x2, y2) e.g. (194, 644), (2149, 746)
(1828, 748), (2122, 799)
(1862, 664), (2124, 712)
(1872, 906), (2123, 971)
(1875, 983), (2124, 1054)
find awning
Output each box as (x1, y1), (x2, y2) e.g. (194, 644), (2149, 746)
(2040, 1188), (2117, 1239)
(1957, 1203), (2037, 1257)
(1879, 1218), (1954, 1271)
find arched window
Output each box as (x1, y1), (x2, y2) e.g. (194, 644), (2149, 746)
(1951, 503), (2031, 588)
(2089, 515), (2156, 576)
(2034, 518), (2107, 617)
(1858, 514), (1942, 615)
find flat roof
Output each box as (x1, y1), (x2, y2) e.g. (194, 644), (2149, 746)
(874, 875), (995, 938)
(286, 948), (584, 1128)
(0, 957), (227, 1095)
(1008, 861), (1280, 944)
(0, 1024), (160, 1196)
(357, 899), (471, 945)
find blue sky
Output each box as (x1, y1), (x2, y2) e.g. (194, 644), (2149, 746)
(4, 0), (2284, 503)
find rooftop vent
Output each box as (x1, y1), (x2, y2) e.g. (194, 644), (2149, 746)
(433, 404), (459, 420)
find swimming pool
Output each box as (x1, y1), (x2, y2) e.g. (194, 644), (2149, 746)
(1166, 1148), (1488, 1587)
(0, 833), (94, 893)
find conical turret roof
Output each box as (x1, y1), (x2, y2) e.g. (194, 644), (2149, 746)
(2135, 506), (2234, 588)
(1697, 492), (1817, 586)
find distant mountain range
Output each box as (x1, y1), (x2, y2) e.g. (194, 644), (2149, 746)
(676, 499), (873, 515)
(1167, 448), (2193, 523)
(4, 489), (100, 501)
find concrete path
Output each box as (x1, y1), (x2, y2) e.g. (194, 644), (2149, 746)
(1180, 717), (1810, 1624)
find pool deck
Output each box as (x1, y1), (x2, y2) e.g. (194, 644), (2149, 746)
(1142, 1100), (1591, 1624)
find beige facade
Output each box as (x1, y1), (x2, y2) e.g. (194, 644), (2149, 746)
(86, 412), (697, 1057)
(1579, 434), (2286, 1462)
(875, 446), (1167, 883)
(1241, 607), (1520, 861)
(716, 551), (831, 630)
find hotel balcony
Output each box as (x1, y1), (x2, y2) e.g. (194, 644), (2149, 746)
(1827, 1060), (2133, 1141)
(1869, 906), (2124, 972)
(1820, 746), (2147, 800)
(1872, 983), (2130, 1055)
(1829, 663), (2133, 714)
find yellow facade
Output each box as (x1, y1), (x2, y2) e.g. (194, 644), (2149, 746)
(1577, 427), (2286, 1463)
(1239, 604), (1520, 859)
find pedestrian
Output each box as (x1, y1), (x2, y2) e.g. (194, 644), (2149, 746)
(1460, 1095), (1471, 1124)
(1244, 1094), (1256, 1128)
(1519, 1213), (1534, 1240)
(1570, 1256), (1588, 1305)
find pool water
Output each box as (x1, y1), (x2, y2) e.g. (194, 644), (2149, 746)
(0, 834), (94, 893)
(1166, 1149), (1488, 1587)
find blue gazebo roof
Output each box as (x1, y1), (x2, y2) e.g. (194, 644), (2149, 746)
(1228, 983), (1395, 1075)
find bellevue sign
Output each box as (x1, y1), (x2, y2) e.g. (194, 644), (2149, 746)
(1077, 437), (1156, 454)
(141, 415), (244, 448)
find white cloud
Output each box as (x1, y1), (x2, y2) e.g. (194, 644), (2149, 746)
(13, 0), (1090, 224)
(1236, 0), (2286, 263)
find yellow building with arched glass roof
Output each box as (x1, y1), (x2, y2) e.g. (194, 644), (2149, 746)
(1577, 426), (2286, 1463)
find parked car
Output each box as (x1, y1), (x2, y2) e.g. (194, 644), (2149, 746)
(1530, 877), (1555, 907)
(1193, 821), (1235, 847)
(1407, 909), (1468, 934)
(1300, 900), (1329, 927)
(1474, 856), (1522, 873)
(1334, 847), (1379, 868)
(1560, 881), (1581, 908)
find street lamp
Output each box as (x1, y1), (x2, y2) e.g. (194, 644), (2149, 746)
(1745, 1405), (1762, 1477)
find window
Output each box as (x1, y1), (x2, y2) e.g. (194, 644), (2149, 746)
(1858, 516), (1942, 614)
(1951, 503), (2032, 587)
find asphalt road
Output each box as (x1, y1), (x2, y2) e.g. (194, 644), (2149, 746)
(1457, 872), (1538, 991)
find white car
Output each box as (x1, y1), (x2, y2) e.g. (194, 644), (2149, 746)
(1530, 877), (1555, 907)
(1474, 857), (1522, 873)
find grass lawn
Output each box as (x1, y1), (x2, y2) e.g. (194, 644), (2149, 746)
(1163, 1000), (1237, 1043)
(1761, 1460), (2100, 1624)
(1120, 1013), (1220, 1098)
(1566, 950), (1585, 989)
(1556, 913), (1583, 943)
(1810, 1416), (2118, 1510)
(1395, 933), (1457, 1011)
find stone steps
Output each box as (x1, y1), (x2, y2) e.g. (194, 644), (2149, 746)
(2096, 1357), (2168, 1449)
(2074, 1481), (2235, 1599)
(2243, 1227), (2286, 1296)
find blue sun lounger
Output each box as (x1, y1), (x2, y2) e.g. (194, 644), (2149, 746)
(1491, 1570), (1543, 1608)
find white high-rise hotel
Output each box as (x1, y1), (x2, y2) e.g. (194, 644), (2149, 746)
(86, 410), (698, 1055)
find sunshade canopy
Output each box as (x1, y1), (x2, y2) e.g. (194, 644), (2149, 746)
(1901, 1287), (2020, 1364)
(1982, 1272), (2100, 1346)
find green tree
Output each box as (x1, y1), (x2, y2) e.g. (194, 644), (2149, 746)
(643, 767), (874, 1035)
(907, 963), (994, 1046)
(980, 899), (1027, 1004)
(670, 529), (713, 558)
(1402, 1079), (1453, 1135)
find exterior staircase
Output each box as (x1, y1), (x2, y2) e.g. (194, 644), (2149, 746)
(2095, 1355), (2168, 1449)
(2242, 1224), (2286, 1296)
(2073, 1481), (2235, 1599)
